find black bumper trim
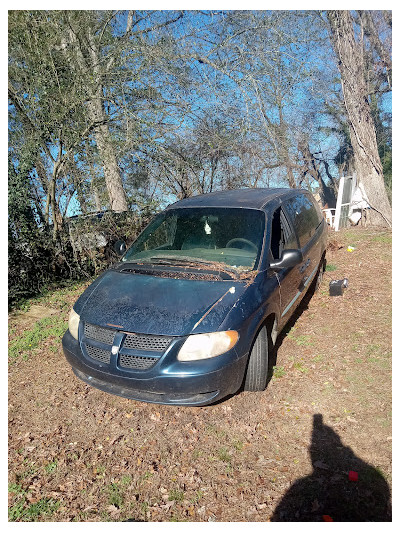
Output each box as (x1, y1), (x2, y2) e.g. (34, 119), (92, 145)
(72, 367), (220, 406)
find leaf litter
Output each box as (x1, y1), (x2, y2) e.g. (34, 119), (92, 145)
(8, 227), (391, 522)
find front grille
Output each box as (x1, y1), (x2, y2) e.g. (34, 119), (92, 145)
(122, 333), (172, 352)
(84, 323), (116, 345)
(86, 345), (111, 364)
(82, 322), (172, 372)
(119, 354), (158, 370)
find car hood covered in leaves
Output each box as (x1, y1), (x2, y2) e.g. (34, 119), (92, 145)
(73, 269), (246, 336)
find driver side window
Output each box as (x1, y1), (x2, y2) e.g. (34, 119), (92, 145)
(270, 207), (298, 260)
(143, 215), (177, 251)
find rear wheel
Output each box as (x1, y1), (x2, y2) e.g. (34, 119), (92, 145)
(244, 326), (269, 391)
(315, 256), (326, 290)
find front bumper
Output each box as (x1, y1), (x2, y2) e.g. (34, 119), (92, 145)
(62, 330), (248, 406)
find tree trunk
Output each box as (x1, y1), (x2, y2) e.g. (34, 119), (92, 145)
(358, 11), (392, 89)
(87, 94), (128, 213)
(44, 158), (63, 236)
(299, 141), (336, 207)
(67, 22), (128, 213)
(92, 184), (102, 212)
(327, 10), (392, 226)
(86, 28), (128, 213)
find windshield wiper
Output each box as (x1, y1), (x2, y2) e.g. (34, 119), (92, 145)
(147, 255), (214, 265)
(147, 256), (240, 276)
(120, 257), (217, 268)
(148, 255), (236, 269)
(121, 256), (240, 278)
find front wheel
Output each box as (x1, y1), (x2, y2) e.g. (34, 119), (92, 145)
(243, 326), (269, 391)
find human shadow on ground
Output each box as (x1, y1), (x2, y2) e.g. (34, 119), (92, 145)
(270, 413), (391, 522)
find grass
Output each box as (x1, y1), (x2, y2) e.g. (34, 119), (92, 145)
(8, 483), (25, 495)
(205, 424), (227, 440)
(325, 263), (338, 272)
(8, 482), (60, 522)
(9, 315), (67, 361)
(108, 483), (124, 508)
(138, 471), (154, 484)
(371, 234), (392, 244)
(190, 490), (204, 504)
(168, 489), (185, 502)
(287, 329), (313, 347)
(366, 344), (381, 355)
(120, 475), (132, 487)
(232, 439), (244, 451)
(341, 229), (392, 249)
(44, 460), (58, 474)
(217, 447), (232, 464)
(95, 465), (106, 478)
(293, 361), (308, 374)
(192, 449), (204, 460)
(273, 366), (286, 378)
(294, 335), (313, 347)
(19, 462), (39, 480)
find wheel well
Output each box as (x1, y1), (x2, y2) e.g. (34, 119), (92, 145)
(262, 313), (278, 345)
(242, 313), (277, 392)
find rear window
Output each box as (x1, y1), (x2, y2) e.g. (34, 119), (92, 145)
(284, 194), (320, 248)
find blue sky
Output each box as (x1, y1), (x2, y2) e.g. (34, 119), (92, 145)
(9, 8), (391, 219)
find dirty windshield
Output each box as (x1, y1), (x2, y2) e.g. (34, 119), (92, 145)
(122, 208), (265, 271)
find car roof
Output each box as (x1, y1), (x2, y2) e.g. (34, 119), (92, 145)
(166, 188), (307, 210)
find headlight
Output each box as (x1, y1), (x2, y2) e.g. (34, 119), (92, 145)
(68, 308), (80, 340)
(177, 331), (239, 361)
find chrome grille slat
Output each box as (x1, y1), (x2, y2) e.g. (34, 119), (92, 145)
(86, 345), (111, 364)
(84, 323), (115, 345)
(122, 333), (172, 352)
(83, 323), (172, 371)
(119, 354), (158, 370)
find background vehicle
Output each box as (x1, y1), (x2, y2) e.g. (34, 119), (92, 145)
(62, 188), (327, 406)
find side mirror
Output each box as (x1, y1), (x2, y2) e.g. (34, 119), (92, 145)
(269, 249), (303, 270)
(114, 239), (126, 256)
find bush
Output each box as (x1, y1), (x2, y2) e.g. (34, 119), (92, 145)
(8, 209), (152, 310)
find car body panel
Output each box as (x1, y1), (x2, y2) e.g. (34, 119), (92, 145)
(74, 269), (247, 336)
(62, 187), (327, 405)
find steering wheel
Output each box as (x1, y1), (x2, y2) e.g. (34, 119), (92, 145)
(225, 238), (258, 253)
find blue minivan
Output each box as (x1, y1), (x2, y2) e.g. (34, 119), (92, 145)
(62, 188), (327, 406)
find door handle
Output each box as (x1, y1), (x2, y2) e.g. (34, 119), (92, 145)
(299, 258), (311, 273)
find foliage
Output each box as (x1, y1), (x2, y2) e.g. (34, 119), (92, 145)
(8, 158), (56, 307)
(8, 209), (149, 309)
(8, 10), (392, 306)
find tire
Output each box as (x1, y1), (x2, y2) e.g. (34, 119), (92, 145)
(243, 326), (269, 391)
(315, 256), (326, 291)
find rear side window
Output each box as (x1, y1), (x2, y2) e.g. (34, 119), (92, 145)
(285, 194), (320, 248)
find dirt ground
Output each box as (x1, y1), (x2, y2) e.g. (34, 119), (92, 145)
(8, 226), (392, 522)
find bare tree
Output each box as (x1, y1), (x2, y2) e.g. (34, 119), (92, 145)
(64, 11), (129, 212)
(327, 10), (392, 226)
(297, 138), (336, 207)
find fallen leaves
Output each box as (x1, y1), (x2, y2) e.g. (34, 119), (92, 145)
(7, 227), (392, 522)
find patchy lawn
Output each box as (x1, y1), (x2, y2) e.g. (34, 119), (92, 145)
(8, 226), (392, 522)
